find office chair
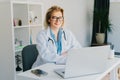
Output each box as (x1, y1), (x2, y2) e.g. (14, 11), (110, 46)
(22, 44), (38, 71)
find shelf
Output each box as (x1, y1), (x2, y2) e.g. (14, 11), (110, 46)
(13, 3), (28, 26)
(14, 25), (29, 29)
(11, 1), (28, 4)
(29, 24), (42, 27)
(91, 43), (108, 46)
(28, 4), (42, 26)
(15, 46), (25, 52)
(0, 0), (43, 76)
(11, 1), (43, 73)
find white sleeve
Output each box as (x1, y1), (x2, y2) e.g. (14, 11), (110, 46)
(67, 30), (81, 49)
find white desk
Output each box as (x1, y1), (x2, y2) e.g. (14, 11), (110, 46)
(17, 58), (120, 80)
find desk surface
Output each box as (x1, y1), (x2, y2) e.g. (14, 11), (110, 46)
(17, 58), (120, 80)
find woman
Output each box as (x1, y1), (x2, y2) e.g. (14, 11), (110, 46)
(32, 5), (81, 68)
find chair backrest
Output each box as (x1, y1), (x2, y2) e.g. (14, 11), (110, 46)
(22, 44), (38, 71)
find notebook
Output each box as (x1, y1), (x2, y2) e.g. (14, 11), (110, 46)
(54, 45), (110, 79)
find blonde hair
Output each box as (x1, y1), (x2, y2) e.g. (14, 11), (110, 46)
(44, 5), (64, 28)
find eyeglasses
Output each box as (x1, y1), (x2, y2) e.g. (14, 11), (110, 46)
(51, 16), (64, 21)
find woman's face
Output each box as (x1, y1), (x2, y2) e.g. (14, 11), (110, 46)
(49, 11), (64, 29)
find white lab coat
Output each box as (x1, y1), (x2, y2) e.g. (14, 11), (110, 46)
(32, 27), (81, 68)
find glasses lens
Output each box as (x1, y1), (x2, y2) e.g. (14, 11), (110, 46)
(51, 16), (63, 21)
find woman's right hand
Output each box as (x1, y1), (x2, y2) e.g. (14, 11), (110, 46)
(61, 51), (67, 57)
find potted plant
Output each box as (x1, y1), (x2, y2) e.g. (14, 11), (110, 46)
(94, 8), (112, 44)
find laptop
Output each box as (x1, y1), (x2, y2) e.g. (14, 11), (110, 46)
(54, 45), (111, 79)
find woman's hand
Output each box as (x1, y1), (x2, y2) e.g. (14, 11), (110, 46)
(61, 51), (67, 57)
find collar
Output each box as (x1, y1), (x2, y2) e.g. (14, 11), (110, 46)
(46, 26), (64, 39)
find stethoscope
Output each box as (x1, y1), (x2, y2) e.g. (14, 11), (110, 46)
(48, 31), (66, 44)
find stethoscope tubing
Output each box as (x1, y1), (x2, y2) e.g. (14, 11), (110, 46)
(48, 31), (66, 44)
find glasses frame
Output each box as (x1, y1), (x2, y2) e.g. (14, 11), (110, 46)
(51, 16), (64, 21)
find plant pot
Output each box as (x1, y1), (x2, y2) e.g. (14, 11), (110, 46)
(96, 33), (105, 44)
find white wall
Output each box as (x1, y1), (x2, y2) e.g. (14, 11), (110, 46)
(108, 2), (120, 52)
(0, 2), (16, 80)
(86, 0), (94, 46)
